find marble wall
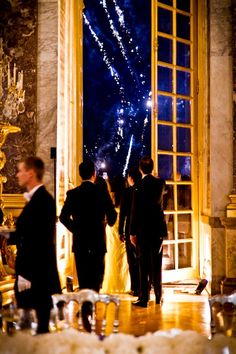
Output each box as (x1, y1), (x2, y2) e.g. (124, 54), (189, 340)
(208, 0), (234, 294)
(0, 0), (57, 197)
(0, 0), (37, 193)
(209, 0), (233, 217)
(219, 0), (236, 293)
(233, 0), (236, 191)
(37, 0), (58, 197)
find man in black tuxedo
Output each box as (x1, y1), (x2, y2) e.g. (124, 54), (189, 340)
(130, 156), (167, 307)
(60, 160), (117, 292)
(5, 156), (61, 334)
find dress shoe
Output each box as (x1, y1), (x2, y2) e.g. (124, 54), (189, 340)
(36, 327), (50, 335)
(132, 300), (148, 308)
(156, 297), (163, 305)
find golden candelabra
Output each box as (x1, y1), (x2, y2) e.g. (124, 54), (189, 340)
(0, 38), (23, 210)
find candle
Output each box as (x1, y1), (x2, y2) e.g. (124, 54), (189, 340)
(21, 70), (23, 89)
(0, 38), (2, 57)
(7, 63), (10, 87)
(13, 63), (16, 84)
(17, 72), (20, 89)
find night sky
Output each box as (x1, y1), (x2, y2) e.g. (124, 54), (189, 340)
(83, 0), (151, 179)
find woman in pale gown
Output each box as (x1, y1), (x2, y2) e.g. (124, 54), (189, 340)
(102, 175), (131, 293)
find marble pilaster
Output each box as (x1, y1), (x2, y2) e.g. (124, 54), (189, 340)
(56, 0), (84, 287)
(221, 0), (236, 294)
(210, 1), (233, 218)
(232, 0), (236, 191)
(37, 0), (58, 197)
(226, 0), (236, 215)
(208, 0), (233, 294)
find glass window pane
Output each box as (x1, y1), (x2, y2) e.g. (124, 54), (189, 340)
(177, 0), (190, 13)
(177, 42), (190, 68)
(176, 70), (190, 96)
(83, 1), (152, 178)
(178, 214), (192, 239)
(158, 7), (172, 35)
(176, 98), (191, 124)
(158, 95), (173, 121)
(158, 66), (173, 92)
(177, 13), (190, 40)
(163, 244), (175, 270)
(163, 184), (174, 210)
(178, 242), (192, 268)
(177, 156), (191, 179)
(158, 37), (172, 63)
(159, 0), (173, 6)
(158, 154), (173, 180)
(177, 185), (191, 210)
(177, 127), (191, 152)
(166, 214), (174, 240)
(158, 124), (173, 151)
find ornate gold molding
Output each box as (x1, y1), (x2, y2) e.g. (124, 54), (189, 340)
(2, 193), (25, 207)
(226, 194), (236, 218)
(2, 193), (25, 218)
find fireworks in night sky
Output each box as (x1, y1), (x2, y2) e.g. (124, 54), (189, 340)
(83, 0), (151, 179)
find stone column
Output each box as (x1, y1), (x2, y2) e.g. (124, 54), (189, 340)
(56, 0), (84, 287)
(209, 0), (233, 294)
(37, 0), (58, 197)
(222, 0), (236, 294)
(57, 0), (83, 211)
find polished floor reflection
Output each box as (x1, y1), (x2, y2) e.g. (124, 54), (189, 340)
(1, 282), (211, 337)
(112, 288), (210, 337)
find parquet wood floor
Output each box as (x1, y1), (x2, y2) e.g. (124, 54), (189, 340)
(106, 288), (211, 337)
(1, 283), (211, 337)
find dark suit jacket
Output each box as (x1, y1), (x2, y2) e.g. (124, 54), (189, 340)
(9, 185), (61, 307)
(59, 181), (117, 255)
(130, 174), (167, 249)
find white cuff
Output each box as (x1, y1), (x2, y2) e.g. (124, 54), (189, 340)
(18, 275), (31, 292)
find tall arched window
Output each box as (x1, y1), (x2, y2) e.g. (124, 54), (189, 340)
(82, 0), (199, 281)
(152, 0), (198, 281)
